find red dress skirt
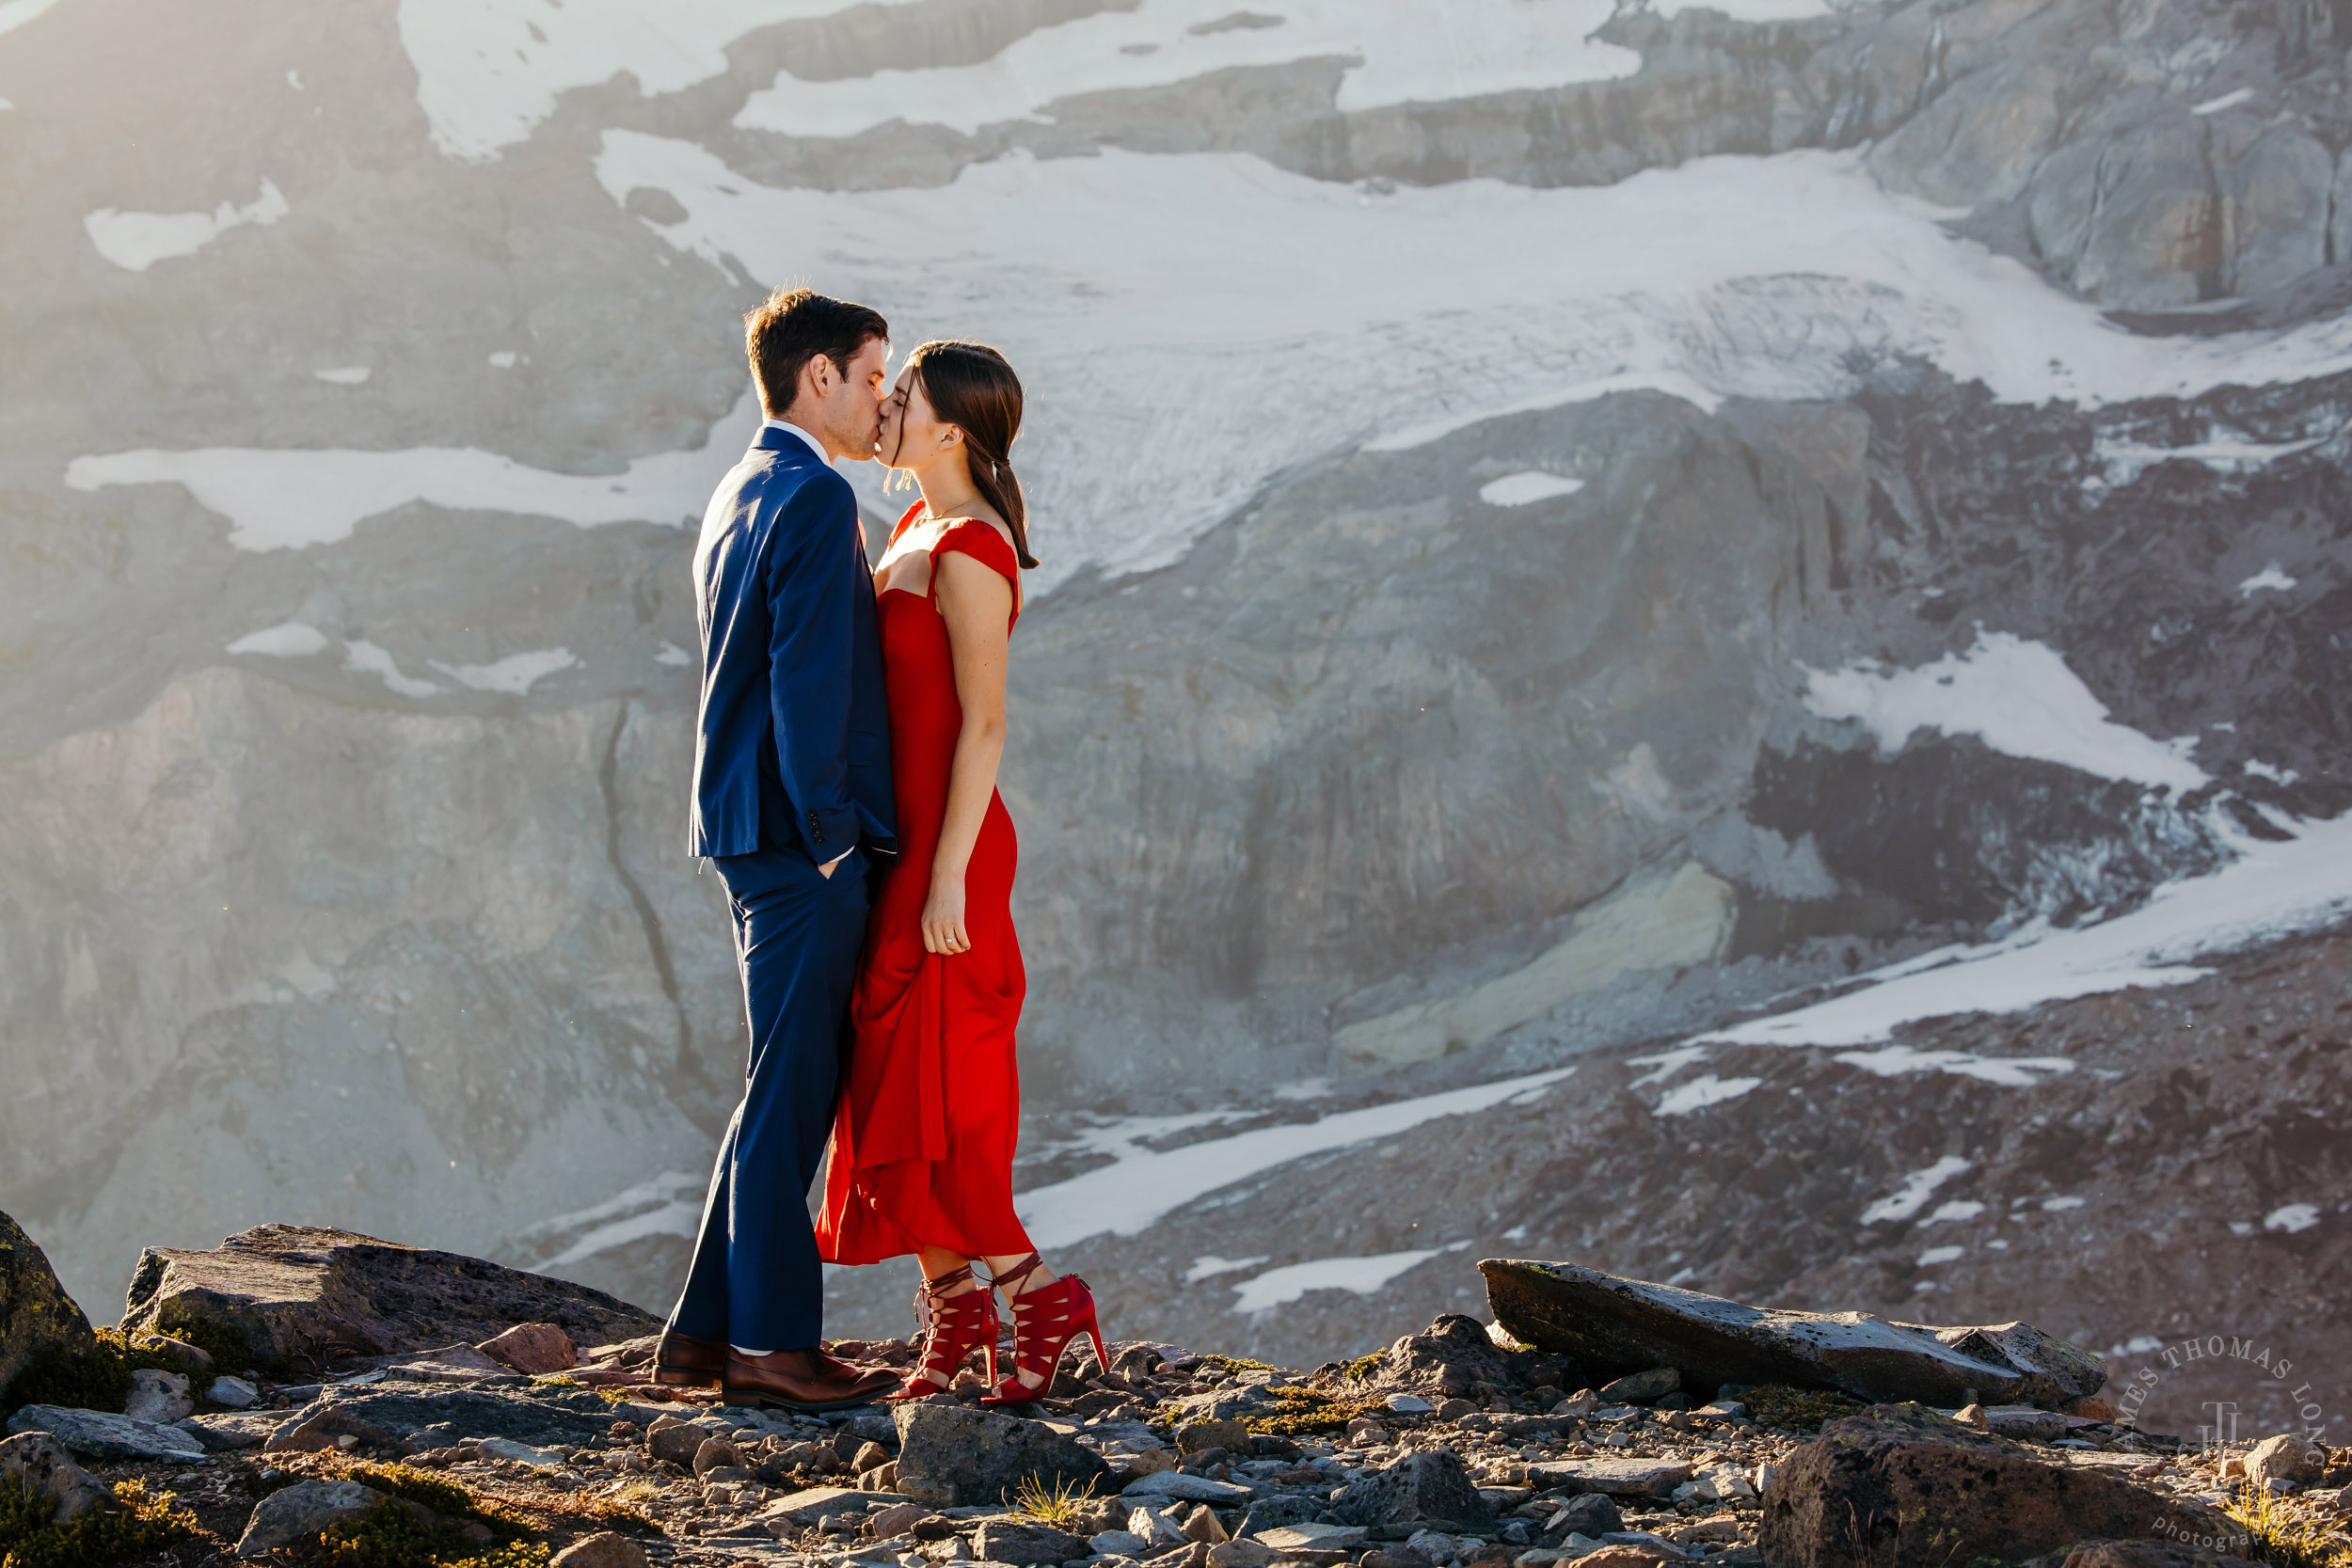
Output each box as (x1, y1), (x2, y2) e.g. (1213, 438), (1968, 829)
(818, 508), (1035, 1264)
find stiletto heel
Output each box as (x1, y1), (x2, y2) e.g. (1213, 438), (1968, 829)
(980, 1254), (1104, 1406)
(886, 1264), (999, 1402)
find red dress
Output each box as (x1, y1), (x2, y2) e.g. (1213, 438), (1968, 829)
(818, 506), (1034, 1264)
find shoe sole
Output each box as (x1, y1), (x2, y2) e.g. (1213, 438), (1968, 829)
(654, 1367), (723, 1389)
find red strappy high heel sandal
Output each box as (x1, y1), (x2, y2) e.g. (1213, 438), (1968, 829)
(886, 1263), (1000, 1402)
(980, 1253), (1106, 1406)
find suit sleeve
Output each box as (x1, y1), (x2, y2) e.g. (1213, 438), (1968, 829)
(765, 473), (864, 863)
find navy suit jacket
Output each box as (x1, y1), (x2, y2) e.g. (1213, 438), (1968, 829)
(689, 426), (895, 864)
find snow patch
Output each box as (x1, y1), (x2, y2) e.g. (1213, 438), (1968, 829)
(736, 0), (1647, 140)
(532, 1169), (707, 1268)
(2242, 758), (2299, 784)
(1366, 372), (1726, 453)
(2192, 87), (2255, 115)
(2264, 1203), (2320, 1233)
(488, 351), (519, 369)
(0, 0), (66, 39)
(2042, 1196), (2085, 1211)
(342, 641), (442, 699)
(1925, 1200), (1985, 1223)
(1627, 1046), (1709, 1087)
(1653, 1074), (1762, 1116)
(429, 647), (578, 695)
(1184, 1254), (1271, 1283)
(85, 179), (289, 272)
(654, 641), (695, 667)
(1803, 631), (2208, 792)
(396, 0), (920, 160)
(1479, 470), (1587, 507)
(1700, 812), (2352, 1052)
(588, 135), (2352, 590)
(66, 386), (761, 551)
(2238, 563), (2296, 595)
(1833, 1045), (2074, 1087)
(314, 366), (373, 386)
(1916, 1244), (1964, 1265)
(1016, 1066), (1575, 1248)
(227, 622), (330, 658)
(1230, 1243), (1467, 1314)
(1861, 1156), (1971, 1223)
(2095, 432), (2324, 489)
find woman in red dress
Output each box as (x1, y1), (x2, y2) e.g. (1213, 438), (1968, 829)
(816, 341), (1104, 1402)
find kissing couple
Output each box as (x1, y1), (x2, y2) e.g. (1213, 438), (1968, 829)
(652, 288), (1102, 1411)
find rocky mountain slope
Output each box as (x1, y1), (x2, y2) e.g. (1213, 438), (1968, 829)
(0, 0), (2346, 1423)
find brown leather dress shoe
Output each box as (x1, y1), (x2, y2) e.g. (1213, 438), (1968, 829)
(723, 1346), (898, 1411)
(654, 1328), (727, 1389)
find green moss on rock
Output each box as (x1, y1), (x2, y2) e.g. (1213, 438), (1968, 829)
(0, 1474), (197, 1568)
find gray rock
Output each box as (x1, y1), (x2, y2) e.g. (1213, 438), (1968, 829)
(0, 1430), (109, 1523)
(1383, 1395), (1434, 1415)
(2215, 126), (2333, 297)
(757, 1484), (888, 1528)
(973, 1520), (1091, 1564)
(693, 1434), (744, 1476)
(1597, 1368), (1680, 1403)
(125, 1367), (195, 1424)
(891, 1401), (1109, 1507)
(550, 1533), (651, 1568)
(477, 1435), (573, 1467)
(1092, 1529), (1151, 1555)
(1255, 1522), (1369, 1550)
(235, 1478), (387, 1556)
(2246, 1433), (2326, 1491)
(1867, 59), (2063, 207)
(1332, 1450), (1490, 1528)
(176, 1413), (275, 1452)
(262, 1403), (399, 1453)
(1238, 1495), (1324, 1536)
(646, 1416), (706, 1467)
(208, 1375), (262, 1408)
(1482, 1259), (2105, 1408)
(1525, 1458), (1692, 1498)
(0, 1211), (96, 1394)
(1176, 1418), (1251, 1455)
(1552, 1494), (1622, 1535)
(6, 1403), (209, 1461)
(120, 1224), (660, 1370)
(1121, 1469), (1253, 1503)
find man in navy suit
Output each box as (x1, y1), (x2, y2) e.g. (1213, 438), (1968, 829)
(657, 288), (900, 1410)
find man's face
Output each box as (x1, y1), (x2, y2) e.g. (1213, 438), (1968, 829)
(821, 337), (891, 459)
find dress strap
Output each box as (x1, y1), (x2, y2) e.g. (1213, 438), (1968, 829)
(929, 519), (1024, 622)
(886, 499), (930, 546)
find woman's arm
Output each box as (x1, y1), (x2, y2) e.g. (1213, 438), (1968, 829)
(921, 549), (1015, 956)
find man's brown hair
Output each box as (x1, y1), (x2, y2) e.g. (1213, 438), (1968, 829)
(744, 287), (889, 417)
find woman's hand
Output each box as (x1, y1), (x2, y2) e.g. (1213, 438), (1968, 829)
(922, 871), (970, 956)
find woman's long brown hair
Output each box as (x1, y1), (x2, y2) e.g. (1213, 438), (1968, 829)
(908, 340), (1038, 569)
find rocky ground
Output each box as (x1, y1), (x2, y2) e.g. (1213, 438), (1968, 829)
(6, 1223), (2351, 1568)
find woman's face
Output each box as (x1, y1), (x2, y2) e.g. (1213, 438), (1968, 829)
(880, 363), (957, 472)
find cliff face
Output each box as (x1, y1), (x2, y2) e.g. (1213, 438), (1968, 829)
(0, 0), (2344, 1411)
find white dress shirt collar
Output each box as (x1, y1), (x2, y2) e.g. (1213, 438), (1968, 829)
(761, 418), (830, 464)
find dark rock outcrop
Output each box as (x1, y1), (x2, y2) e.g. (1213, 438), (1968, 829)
(890, 1401), (1110, 1507)
(1332, 1449), (1491, 1528)
(1484, 1259), (2106, 1407)
(0, 1212), (94, 1397)
(1757, 1404), (2225, 1568)
(118, 1225), (660, 1373)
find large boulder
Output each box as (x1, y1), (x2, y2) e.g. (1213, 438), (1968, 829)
(1332, 1450), (1491, 1528)
(1757, 1404), (2229, 1568)
(0, 1211), (95, 1396)
(0, 1430), (110, 1522)
(5, 1403), (209, 1461)
(1482, 1259), (2104, 1407)
(891, 1401), (1110, 1507)
(119, 1225), (660, 1373)
(233, 1478), (389, 1557)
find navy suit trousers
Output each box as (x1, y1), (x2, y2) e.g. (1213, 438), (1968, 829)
(670, 845), (868, 1351)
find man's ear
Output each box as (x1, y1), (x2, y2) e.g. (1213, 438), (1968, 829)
(802, 353), (839, 404)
